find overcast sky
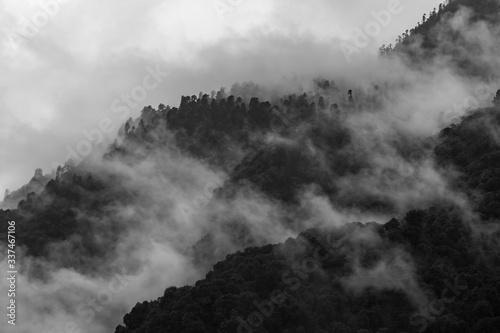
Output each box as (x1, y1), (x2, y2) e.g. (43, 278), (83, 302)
(0, 0), (443, 195)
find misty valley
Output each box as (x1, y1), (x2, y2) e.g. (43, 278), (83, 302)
(1, 0), (500, 332)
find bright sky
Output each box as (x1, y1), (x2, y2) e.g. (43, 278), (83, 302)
(0, 0), (443, 195)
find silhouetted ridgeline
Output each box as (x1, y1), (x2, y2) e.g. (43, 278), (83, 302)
(1, 168), (52, 209)
(382, 0), (500, 78)
(115, 209), (500, 333)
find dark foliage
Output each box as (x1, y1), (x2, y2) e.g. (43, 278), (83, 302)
(434, 108), (500, 220)
(115, 209), (500, 333)
(383, 0), (500, 78)
(1, 3), (499, 331)
(1, 168), (53, 209)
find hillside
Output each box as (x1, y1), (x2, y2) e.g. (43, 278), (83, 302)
(112, 102), (500, 333)
(1, 1), (500, 333)
(385, 0), (500, 78)
(1, 81), (499, 332)
(0, 168), (52, 209)
(115, 210), (500, 333)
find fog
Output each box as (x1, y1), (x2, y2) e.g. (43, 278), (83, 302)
(0, 0), (442, 195)
(3, 1), (500, 333)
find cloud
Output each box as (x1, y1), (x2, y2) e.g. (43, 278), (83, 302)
(0, 0), (443, 194)
(5, 1), (500, 332)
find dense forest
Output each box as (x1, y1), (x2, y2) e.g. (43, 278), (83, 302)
(112, 0), (500, 331)
(381, 0), (500, 77)
(111, 101), (500, 333)
(1, 0), (500, 332)
(115, 210), (500, 333)
(1, 84), (498, 332)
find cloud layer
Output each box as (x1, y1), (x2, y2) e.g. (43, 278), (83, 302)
(0, 0), (443, 194)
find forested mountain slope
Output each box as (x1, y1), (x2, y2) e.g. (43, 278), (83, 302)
(1, 1), (500, 333)
(384, 0), (500, 78)
(1, 80), (499, 332)
(0, 168), (52, 209)
(113, 104), (500, 333)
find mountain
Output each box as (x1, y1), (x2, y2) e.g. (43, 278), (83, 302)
(2, 78), (499, 333)
(112, 1), (500, 332)
(115, 209), (500, 333)
(385, 0), (500, 78)
(1, 83), (499, 333)
(434, 107), (500, 220)
(0, 84), (382, 270)
(1, 1), (500, 333)
(0, 168), (53, 209)
(112, 100), (500, 333)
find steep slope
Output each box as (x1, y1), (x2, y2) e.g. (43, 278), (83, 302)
(112, 1), (500, 331)
(115, 209), (500, 333)
(1, 89), (499, 332)
(387, 0), (500, 78)
(113, 102), (500, 333)
(0, 82), (400, 272)
(434, 107), (500, 220)
(1, 82), (498, 274)
(1, 168), (53, 209)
